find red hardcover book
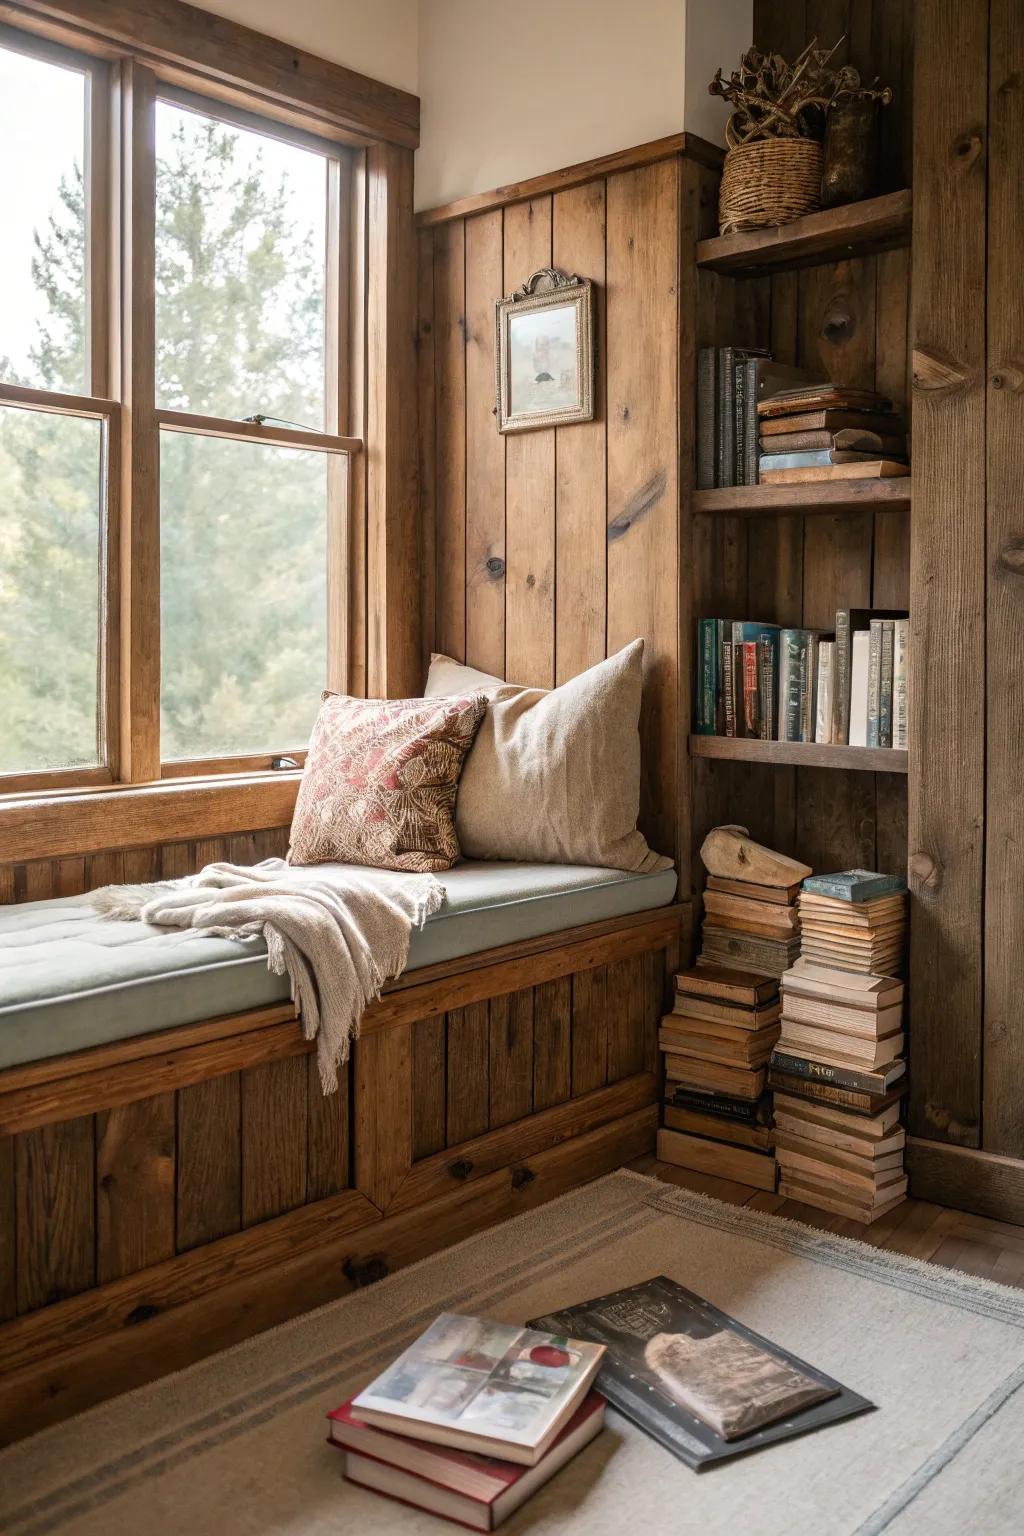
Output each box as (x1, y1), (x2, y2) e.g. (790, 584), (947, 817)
(742, 641), (760, 738)
(328, 1393), (605, 1531)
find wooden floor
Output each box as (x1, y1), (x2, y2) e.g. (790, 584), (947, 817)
(629, 1156), (1024, 1288)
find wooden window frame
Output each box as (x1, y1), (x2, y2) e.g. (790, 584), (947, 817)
(0, 22), (362, 798)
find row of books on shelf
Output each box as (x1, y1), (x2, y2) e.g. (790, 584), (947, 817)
(696, 354), (909, 490)
(695, 610), (909, 748)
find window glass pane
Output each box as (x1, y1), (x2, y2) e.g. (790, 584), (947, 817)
(0, 44), (87, 393)
(155, 101), (328, 430)
(0, 405), (103, 772)
(160, 432), (328, 759)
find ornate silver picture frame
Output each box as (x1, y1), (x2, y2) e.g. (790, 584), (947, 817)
(495, 267), (594, 434)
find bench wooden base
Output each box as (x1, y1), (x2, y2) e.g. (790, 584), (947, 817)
(0, 904), (684, 1444)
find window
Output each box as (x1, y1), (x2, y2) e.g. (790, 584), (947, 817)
(0, 28), (356, 791)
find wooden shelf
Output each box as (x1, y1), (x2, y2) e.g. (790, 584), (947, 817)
(696, 189), (912, 277)
(692, 477), (911, 519)
(689, 736), (908, 773)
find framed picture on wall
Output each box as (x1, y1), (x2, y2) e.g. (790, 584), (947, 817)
(495, 267), (594, 433)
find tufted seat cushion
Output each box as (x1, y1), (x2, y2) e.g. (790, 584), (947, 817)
(0, 861), (677, 1071)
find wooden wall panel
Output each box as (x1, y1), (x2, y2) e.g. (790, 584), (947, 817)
(553, 181), (607, 684)
(488, 987), (534, 1129)
(464, 212), (506, 677)
(176, 1074), (242, 1252)
(412, 1014), (447, 1160)
(503, 198), (556, 688)
(606, 162), (680, 861)
(96, 1095), (175, 1283)
(982, 0), (1024, 1158)
(422, 160), (683, 865)
(3, 825), (291, 904)
(241, 1055), (309, 1226)
(15, 1117), (95, 1313)
(445, 1002), (490, 1145)
(532, 977), (571, 1113)
(434, 219), (467, 661)
(306, 1053), (351, 1200)
(0, 1136), (15, 1322)
(908, 0), (987, 1148)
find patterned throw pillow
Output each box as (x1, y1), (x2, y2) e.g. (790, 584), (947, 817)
(288, 692), (488, 872)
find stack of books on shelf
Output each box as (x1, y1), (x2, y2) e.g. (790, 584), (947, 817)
(696, 350), (909, 490)
(769, 870), (909, 1224)
(329, 1314), (606, 1529)
(695, 608), (909, 748)
(699, 869), (802, 977)
(758, 383), (908, 485)
(657, 963), (779, 1190)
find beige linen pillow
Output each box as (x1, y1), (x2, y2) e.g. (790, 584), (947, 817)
(424, 640), (672, 873)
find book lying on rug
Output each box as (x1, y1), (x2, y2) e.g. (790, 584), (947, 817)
(351, 1314), (605, 1466)
(530, 1276), (874, 1470)
(329, 1394), (605, 1530)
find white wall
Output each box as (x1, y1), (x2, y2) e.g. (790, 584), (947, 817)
(192, 0), (419, 94)
(415, 0), (751, 211)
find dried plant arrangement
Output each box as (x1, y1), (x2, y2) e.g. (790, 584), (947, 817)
(708, 38), (893, 233)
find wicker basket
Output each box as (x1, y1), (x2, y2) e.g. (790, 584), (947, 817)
(719, 137), (823, 235)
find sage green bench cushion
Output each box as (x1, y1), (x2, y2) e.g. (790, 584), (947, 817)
(0, 861), (677, 1071)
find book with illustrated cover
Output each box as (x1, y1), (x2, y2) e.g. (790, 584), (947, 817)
(329, 1394), (606, 1531)
(352, 1314), (605, 1466)
(530, 1276), (873, 1470)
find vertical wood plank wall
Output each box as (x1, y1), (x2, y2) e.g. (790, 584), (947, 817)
(419, 163), (682, 865)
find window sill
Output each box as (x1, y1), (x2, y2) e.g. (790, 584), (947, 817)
(0, 770), (303, 865)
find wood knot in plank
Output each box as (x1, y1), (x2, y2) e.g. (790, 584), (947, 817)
(608, 468), (667, 542)
(511, 1165), (536, 1191)
(923, 1101), (978, 1142)
(908, 850), (941, 891)
(996, 538), (1024, 577)
(996, 71), (1022, 97)
(343, 1255), (389, 1288)
(951, 130), (984, 171)
(990, 361), (1024, 393)
(485, 556), (505, 578)
(912, 347), (971, 394)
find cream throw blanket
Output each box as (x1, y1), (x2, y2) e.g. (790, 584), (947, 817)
(93, 859), (444, 1093)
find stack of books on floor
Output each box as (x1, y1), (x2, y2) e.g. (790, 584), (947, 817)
(770, 870), (909, 1224)
(758, 384), (908, 485)
(657, 963), (779, 1191)
(329, 1313), (606, 1529)
(695, 607), (909, 748)
(699, 870), (802, 978)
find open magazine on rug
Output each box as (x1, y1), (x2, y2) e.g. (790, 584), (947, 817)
(530, 1275), (874, 1470)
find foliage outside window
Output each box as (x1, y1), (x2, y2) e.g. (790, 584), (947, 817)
(0, 27), (355, 787)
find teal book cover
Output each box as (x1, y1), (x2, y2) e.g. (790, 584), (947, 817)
(802, 870), (908, 903)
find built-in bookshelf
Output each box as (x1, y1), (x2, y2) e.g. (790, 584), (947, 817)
(695, 188), (912, 276)
(685, 137), (914, 886)
(693, 479), (912, 519)
(689, 737), (908, 774)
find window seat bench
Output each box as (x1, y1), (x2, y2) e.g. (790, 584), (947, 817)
(0, 860), (685, 1447)
(0, 861), (677, 1071)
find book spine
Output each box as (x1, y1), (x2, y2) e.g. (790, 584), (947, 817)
(667, 1087), (768, 1123)
(770, 1076), (893, 1113)
(717, 348), (734, 488)
(834, 610), (852, 745)
(734, 362), (746, 486)
(696, 348), (717, 491)
(770, 1051), (902, 1094)
(742, 641), (759, 738)
(814, 642), (834, 744)
(878, 620), (895, 748)
(714, 620), (727, 735)
(757, 633), (776, 740)
(722, 639), (736, 736)
(866, 620), (883, 748)
(802, 633), (819, 744)
(694, 620), (715, 734)
(893, 619), (909, 749)
(778, 631), (804, 743)
(744, 358), (760, 484)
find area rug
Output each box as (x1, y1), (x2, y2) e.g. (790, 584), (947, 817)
(2, 1171), (1023, 1536)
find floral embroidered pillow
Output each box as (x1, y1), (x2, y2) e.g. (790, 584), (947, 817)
(288, 692), (488, 872)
